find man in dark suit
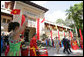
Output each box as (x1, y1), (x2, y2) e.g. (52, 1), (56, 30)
(62, 36), (70, 54)
(67, 39), (72, 53)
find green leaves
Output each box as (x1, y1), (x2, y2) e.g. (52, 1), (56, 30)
(56, 19), (65, 25)
(56, 2), (83, 35)
(66, 2), (83, 35)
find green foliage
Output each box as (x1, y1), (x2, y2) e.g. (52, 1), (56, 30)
(55, 2), (83, 35)
(56, 18), (74, 27)
(66, 2), (83, 34)
(56, 19), (65, 25)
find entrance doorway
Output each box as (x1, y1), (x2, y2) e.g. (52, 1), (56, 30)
(24, 27), (30, 42)
(24, 27), (36, 42)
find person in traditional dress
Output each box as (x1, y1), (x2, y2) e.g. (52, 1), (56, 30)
(7, 14), (28, 56)
(55, 36), (60, 54)
(30, 34), (38, 56)
(72, 38), (79, 50)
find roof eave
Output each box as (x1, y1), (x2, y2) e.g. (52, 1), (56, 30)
(20, 1), (48, 12)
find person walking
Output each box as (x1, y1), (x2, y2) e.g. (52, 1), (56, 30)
(67, 39), (72, 53)
(49, 39), (51, 46)
(1, 33), (6, 53)
(54, 37), (56, 48)
(51, 39), (54, 47)
(62, 36), (70, 54)
(46, 38), (47, 46)
(55, 36), (60, 54)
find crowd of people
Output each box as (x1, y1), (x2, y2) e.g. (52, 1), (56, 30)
(1, 28), (81, 56)
(1, 14), (81, 56)
(45, 35), (72, 54)
(1, 14), (42, 56)
(1, 33), (9, 53)
(1, 14), (28, 56)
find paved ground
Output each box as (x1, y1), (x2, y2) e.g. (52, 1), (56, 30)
(47, 47), (83, 56)
(1, 47), (83, 56)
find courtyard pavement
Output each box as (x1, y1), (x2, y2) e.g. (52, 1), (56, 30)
(1, 47), (83, 56)
(47, 47), (83, 56)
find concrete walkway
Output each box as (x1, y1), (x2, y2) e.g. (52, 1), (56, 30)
(47, 47), (83, 56)
(1, 47), (83, 56)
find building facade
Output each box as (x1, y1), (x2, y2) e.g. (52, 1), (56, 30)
(43, 21), (73, 40)
(1, 1), (14, 34)
(1, 1), (48, 41)
(1, 1), (73, 41)
(13, 1), (48, 41)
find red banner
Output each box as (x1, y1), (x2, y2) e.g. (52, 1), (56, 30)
(68, 33), (69, 37)
(79, 29), (83, 49)
(21, 15), (25, 38)
(37, 18), (40, 40)
(41, 18), (45, 23)
(21, 15), (25, 26)
(79, 29), (83, 40)
(64, 32), (65, 37)
(70, 31), (73, 48)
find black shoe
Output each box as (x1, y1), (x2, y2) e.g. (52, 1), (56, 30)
(70, 52), (73, 53)
(68, 53), (70, 54)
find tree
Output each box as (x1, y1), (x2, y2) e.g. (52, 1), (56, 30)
(66, 2), (83, 36)
(64, 18), (74, 27)
(56, 19), (65, 25)
(56, 18), (74, 27)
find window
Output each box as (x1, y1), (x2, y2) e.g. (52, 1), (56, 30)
(3, 18), (6, 23)
(7, 19), (10, 23)
(2, 5), (4, 7)
(1, 4), (5, 8)
(1, 1), (5, 8)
